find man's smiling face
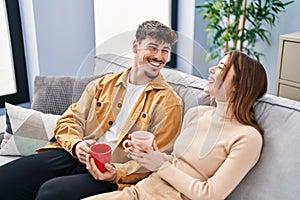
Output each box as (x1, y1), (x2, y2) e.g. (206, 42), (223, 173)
(134, 37), (171, 79)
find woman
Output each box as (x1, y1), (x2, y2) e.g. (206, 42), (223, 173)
(83, 50), (268, 200)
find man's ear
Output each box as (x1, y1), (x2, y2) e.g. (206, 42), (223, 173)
(132, 40), (138, 53)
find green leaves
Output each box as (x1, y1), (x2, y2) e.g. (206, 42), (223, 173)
(196, 0), (294, 62)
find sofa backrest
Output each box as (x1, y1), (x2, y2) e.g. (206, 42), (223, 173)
(228, 94), (300, 199)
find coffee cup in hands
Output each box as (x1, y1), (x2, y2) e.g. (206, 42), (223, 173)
(122, 131), (154, 153)
(90, 143), (112, 173)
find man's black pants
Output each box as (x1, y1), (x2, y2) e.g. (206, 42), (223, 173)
(0, 149), (117, 200)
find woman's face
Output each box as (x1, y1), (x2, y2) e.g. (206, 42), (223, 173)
(204, 54), (235, 102)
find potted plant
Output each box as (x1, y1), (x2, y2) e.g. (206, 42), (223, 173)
(196, 0), (294, 62)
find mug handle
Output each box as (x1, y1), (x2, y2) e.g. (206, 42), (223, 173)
(122, 139), (131, 150)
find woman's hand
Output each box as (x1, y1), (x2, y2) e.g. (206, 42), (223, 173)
(74, 140), (96, 164)
(130, 141), (167, 172)
(124, 134), (154, 154)
(85, 155), (116, 182)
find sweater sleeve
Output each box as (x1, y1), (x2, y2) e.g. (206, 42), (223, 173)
(157, 130), (263, 200)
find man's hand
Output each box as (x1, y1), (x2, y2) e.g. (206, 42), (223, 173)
(75, 140), (96, 164)
(85, 155), (116, 182)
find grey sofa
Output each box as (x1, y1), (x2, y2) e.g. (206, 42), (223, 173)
(0, 54), (299, 199)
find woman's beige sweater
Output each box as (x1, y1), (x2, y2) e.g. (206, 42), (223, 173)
(156, 101), (263, 199)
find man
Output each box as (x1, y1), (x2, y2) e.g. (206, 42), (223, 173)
(0, 20), (183, 200)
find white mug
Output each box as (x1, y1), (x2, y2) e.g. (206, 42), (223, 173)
(122, 131), (154, 152)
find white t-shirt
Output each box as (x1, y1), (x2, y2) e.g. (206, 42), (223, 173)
(97, 78), (146, 150)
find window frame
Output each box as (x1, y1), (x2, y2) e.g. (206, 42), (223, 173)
(168, 0), (178, 68)
(0, 0), (29, 108)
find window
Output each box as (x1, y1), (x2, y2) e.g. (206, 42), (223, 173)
(93, 0), (177, 67)
(0, 0), (29, 108)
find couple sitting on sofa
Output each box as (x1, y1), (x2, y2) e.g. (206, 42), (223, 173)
(0, 20), (268, 200)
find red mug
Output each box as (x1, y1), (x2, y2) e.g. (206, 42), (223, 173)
(90, 143), (112, 172)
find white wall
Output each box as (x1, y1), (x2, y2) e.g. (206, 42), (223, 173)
(19, 0), (95, 99)
(94, 0), (171, 57)
(32, 0), (95, 76)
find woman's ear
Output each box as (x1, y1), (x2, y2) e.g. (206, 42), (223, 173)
(232, 86), (238, 97)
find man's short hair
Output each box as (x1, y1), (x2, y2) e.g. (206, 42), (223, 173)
(135, 20), (177, 45)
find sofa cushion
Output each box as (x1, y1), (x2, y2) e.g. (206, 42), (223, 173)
(0, 103), (60, 156)
(228, 94), (300, 199)
(31, 75), (105, 115)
